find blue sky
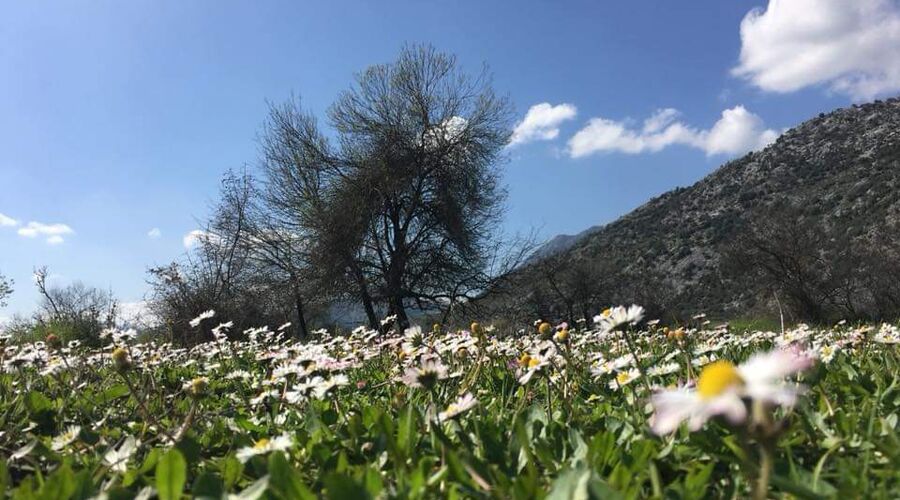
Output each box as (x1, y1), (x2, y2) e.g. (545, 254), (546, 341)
(2, 0), (899, 319)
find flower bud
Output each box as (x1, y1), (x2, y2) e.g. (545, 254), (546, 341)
(188, 377), (208, 398)
(538, 322), (552, 336)
(46, 333), (62, 349)
(111, 347), (132, 372)
(554, 328), (569, 342)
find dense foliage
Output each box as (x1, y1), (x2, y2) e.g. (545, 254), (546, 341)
(1, 310), (898, 499)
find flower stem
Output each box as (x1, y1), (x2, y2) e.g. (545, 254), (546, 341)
(753, 442), (773, 500)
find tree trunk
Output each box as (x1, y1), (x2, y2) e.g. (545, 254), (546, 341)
(293, 287), (309, 340)
(390, 295), (410, 332)
(351, 266), (379, 330)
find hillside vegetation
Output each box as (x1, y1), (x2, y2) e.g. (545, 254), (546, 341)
(507, 98), (900, 324)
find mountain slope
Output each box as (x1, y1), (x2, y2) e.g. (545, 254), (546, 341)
(519, 97), (900, 316)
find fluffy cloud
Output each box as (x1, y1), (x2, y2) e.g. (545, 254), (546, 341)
(510, 103), (577, 145)
(183, 229), (222, 249)
(733, 0), (900, 100)
(148, 228), (162, 239)
(17, 221), (75, 244)
(567, 106), (778, 158)
(0, 212), (18, 227)
(183, 230), (206, 249)
(118, 300), (158, 327)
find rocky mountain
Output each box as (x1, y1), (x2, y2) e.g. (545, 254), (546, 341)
(527, 225), (603, 264)
(517, 97), (900, 317)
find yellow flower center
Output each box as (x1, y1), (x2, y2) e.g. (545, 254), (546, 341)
(517, 353), (531, 367)
(527, 357), (541, 368)
(601, 308), (612, 318)
(616, 372), (630, 384)
(253, 438), (270, 450)
(696, 361), (743, 399)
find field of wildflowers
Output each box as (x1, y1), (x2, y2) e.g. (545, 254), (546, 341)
(2, 306), (899, 499)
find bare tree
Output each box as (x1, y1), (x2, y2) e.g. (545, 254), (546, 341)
(33, 267), (118, 344)
(722, 206), (846, 323)
(259, 45), (514, 330)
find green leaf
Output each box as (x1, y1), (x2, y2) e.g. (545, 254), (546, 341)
(397, 404), (415, 461)
(267, 452), (315, 500)
(219, 455), (243, 489)
(228, 476), (269, 500)
(191, 471), (224, 500)
(324, 472), (370, 500)
(0, 461), (9, 494)
(156, 448), (187, 500)
(547, 467), (623, 500)
(38, 463), (76, 500)
(99, 384), (130, 403)
(24, 391), (52, 414)
(683, 462), (714, 499)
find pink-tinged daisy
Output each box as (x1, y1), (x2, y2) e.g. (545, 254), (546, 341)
(650, 347), (814, 435)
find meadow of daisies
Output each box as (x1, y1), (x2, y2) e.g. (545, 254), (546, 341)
(2, 306), (899, 499)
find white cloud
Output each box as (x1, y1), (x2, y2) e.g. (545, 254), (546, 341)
(148, 228), (162, 239)
(567, 106), (778, 158)
(733, 0), (900, 100)
(183, 230), (205, 249)
(0, 212), (18, 227)
(510, 103), (577, 145)
(704, 106), (781, 156)
(183, 229), (221, 249)
(17, 221), (75, 244)
(118, 300), (158, 327)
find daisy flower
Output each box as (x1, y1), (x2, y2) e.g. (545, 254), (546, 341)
(649, 347), (814, 435)
(438, 393), (478, 422)
(400, 358), (448, 389)
(594, 305), (645, 332)
(310, 374), (350, 399)
(51, 425), (82, 451)
(608, 367), (641, 391)
(103, 436), (138, 473)
(189, 310), (215, 328)
(817, 344), (838, 363)
(517, 353), (549, 385)
(647, 362), (681, 377)
(236, 433), (293, 463)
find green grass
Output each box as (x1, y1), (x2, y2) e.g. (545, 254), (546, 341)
(0, 319), (898, 499)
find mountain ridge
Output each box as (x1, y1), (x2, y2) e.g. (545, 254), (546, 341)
(511, 96), (900, 318)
